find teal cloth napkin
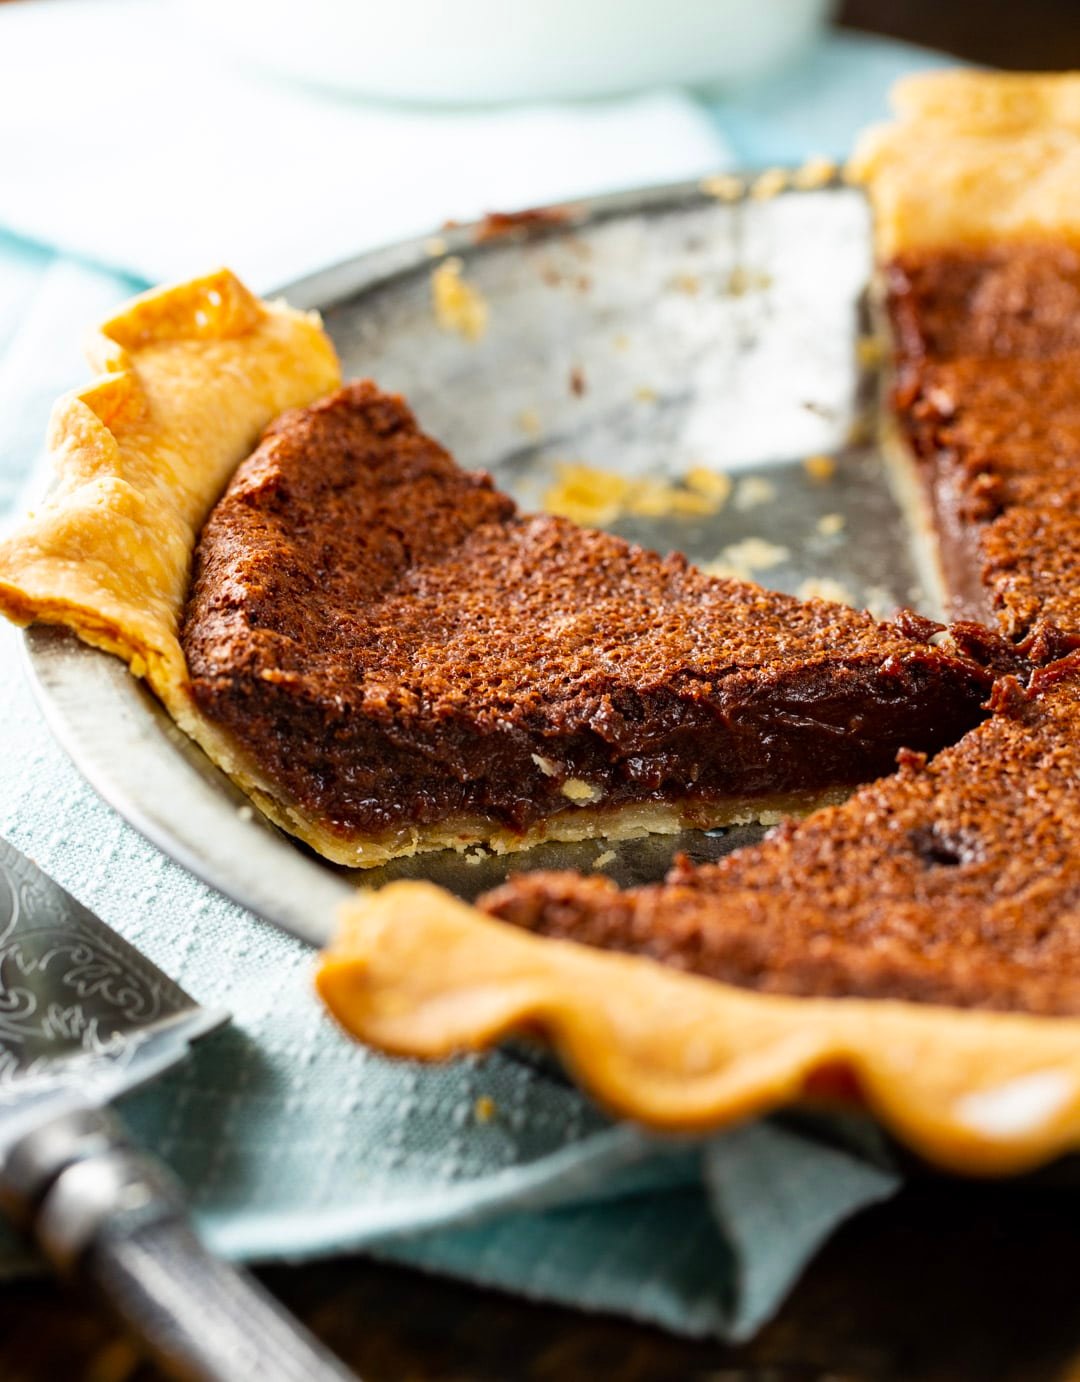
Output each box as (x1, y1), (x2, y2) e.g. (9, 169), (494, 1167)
(0, 24), (950, 1337)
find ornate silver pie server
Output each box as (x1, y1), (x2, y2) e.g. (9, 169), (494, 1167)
(0, 835), (354, 1382)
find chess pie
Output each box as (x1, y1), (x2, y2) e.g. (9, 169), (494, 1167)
(317, 72), (1080, 1173)
(0, 293), (995, 867)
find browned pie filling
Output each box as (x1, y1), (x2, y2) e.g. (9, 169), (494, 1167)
(181, 381), (997, 847)
(479, 242), (1080, 1018)
(481, 657), (1080, 1017)
(886, 244), (1080, 646)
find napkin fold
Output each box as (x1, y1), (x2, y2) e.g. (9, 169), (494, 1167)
(0, 15), (941, 1338)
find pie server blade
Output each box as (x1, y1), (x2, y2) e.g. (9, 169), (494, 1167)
(0, 835), (354, 1382)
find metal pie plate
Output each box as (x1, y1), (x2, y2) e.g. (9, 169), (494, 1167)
(24, 179), (931, 949)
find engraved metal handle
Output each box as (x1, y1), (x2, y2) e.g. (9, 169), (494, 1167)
(0, 1105), (356, 1382)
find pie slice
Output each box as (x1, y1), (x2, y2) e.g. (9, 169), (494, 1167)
(318, 654), (1080, 1173)
(849, 70), (1080, 648)
(179, 380), (1000, 866)
(0, 273), (1001, 868)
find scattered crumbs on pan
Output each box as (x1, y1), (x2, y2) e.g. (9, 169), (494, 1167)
(517, 407), (542, 437)
(816, 512), (846, 537)
(715, 536), (789, 575)
(670, 272), (701, 295)
(724, 266), (773, 297)
(791, 155), (839, 191)
(685, 466), (733, 507)
(634, 384), (658, 403)
(700, 172), (744, 201)
(237, 804), (254, 822)
(803, 453), (837, 482)
(424, 235), (449, 258)
(569, 364), (587, 397)
(797, 576), (856, 606)
(474, 1096), (496, 1124)
(431, 257), (489, 341)
(856, 335), (885, 368)
(592, 849), (617, 871)
(474, 207), (571, 242)
(543, 462), (732, 526)
(750, 168), (789, 201)
(612, 332), (631, 352)
(734, 476), (777, 511)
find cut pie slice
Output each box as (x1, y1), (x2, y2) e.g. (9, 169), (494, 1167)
(0, 269), (1003, 869)
(178, 378), (1002, 865)
(849, 71), (1080, 648)
(318, 654), (1080, 1173)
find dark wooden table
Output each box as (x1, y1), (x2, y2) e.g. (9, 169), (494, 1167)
(5, 1176), (1080, 1380)
(8, 3), (1080, 1379)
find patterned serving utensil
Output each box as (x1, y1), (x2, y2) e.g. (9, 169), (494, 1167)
(0, 835), (354, 1382)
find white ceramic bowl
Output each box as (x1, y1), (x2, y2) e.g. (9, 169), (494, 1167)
(185, 0), (836, 104)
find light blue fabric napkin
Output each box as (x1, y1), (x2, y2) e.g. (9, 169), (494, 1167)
(0, 25), (941, 1337)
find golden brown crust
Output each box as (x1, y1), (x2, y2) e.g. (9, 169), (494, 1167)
(848, 71), (1080, 256)
(0, 267), (341, 786)
(318, 881), (1080, 1175)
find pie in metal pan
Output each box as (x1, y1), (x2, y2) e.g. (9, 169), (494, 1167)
(8, 71), (1080, 1173)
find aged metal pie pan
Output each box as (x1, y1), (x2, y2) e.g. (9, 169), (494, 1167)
(24, 176), (930, 947)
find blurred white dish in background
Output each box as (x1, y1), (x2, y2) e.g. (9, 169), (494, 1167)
(182, 0), (836, 104)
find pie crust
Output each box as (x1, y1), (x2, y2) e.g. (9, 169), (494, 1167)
(319, 876), (1080, 1175)
(0, 269), (342, 816)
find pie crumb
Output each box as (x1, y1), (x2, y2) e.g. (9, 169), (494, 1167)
(791, 155), (838, 190)
(474, 1096), (496, 1124)
(562, 778), (602, 804)
(424, 235), (449, 258)
(725, 266), (772, 297)
(803, 453), (837, 482)
(816, 512), (845, 537)
(634, 384), (658, 404)
(857, 335), (885, 368)
(685, 467), (732, 507)
(700, 172), (744, 201)
(463, 849), (487, 866)
(593, 849), (617, 870)
(517, 407), (542, 436)
(750, 168), (789, 201)
(797, 576), (856, 607)
(719, 537), (788, 573)
(431, 257), (489, 341)
(734, 476), (777, 511)
(531, 753), (559, 777)
(543, 462), (730, 526)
